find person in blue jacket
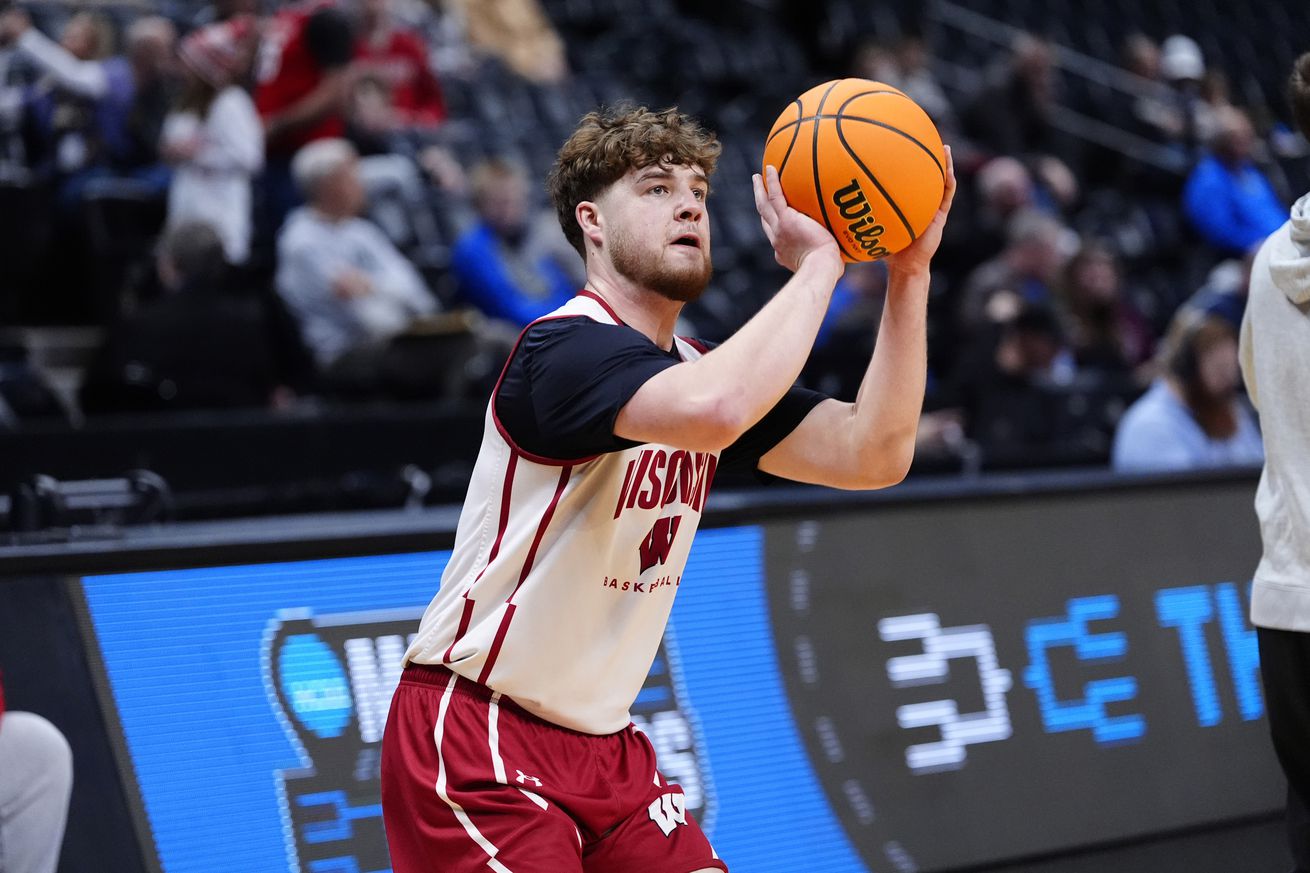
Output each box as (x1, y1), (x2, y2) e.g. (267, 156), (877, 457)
(1182, 106), (1286, 257)
(450, 157), (586, 326)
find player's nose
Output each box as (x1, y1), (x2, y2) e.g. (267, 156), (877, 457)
(675, 191), (704, 223)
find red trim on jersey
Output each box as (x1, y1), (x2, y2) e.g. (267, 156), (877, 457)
(477, 602), (517, 686)
(478, 452), (518, 581)
(477, 464), (572, 684)
(679, 336), (710, 355)
(510, 465), (572, 601)
(443, 453), (518, 663)
(577, 289), (626, 326)
(442, 598), (477, 665)
(489, 314), (602, 467)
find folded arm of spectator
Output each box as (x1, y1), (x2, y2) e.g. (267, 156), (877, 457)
(264, 66), (353, 146)
(15, 26), (108, 98)
(360, 223), (438, 318)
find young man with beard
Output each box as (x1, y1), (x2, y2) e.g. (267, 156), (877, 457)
(381, 106), (955, 872)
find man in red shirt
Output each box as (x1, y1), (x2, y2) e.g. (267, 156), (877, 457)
(354, 0), (445, 130)
(254, 0), (356, 226)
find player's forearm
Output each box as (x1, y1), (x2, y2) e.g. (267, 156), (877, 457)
(616, 251), (841, 452)
(845, 264), (931, 480)
(691, 251), (843, 434)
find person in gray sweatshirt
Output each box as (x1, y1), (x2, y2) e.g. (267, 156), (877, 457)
(1239, 51), (1310, 873)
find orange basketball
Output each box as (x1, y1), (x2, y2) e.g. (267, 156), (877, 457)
(762, 78), (946, 262)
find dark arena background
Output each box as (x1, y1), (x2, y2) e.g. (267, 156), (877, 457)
(1, 0), (1307, 871)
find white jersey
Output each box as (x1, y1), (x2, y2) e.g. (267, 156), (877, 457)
(404, 294), (719, 734)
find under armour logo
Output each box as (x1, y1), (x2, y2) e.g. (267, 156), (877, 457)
(515, 770), (542, 787)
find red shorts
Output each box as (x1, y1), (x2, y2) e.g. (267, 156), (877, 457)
(381, 663), (728, 873)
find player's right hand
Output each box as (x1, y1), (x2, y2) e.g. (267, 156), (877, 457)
(753, 165), (843, 274)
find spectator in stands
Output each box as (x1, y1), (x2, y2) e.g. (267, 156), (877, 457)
(0, 11), (176, 199)
(1123, 32), (1162, 82)
(445, 0), (569, 84)
(1120, 34), (1189, 153)
(1188, 252), (1256, 331)
(81, 221), (282, 413)
(803, 260), (889, 400)
(1183, 106), (1287, 257)
(1159, 34), (1211, 152)
(192, 0), (261, 29)
(449, 158), (584, 326)
(0, 673), (72, 873)
(255, 0), (357, 226)
(853, 36), (957, 137)
(958, 209), (1070, 332)
(952, 302), (1083, 462)
(120, 17), (180, 186)
(944, 156), (1036, 270)
(276, 138), (438, 385)
(1056, 242), (1154, 377)
(963, 34), (1069, 164)
(1112, 309), (1263, 472)
(0, 335), (70, 427)
(353, 0), (446, 133)
(160, 17), (263, 265)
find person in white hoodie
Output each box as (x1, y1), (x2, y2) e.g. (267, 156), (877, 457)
(1239, 51), (1310, 873)
(160, 16), (263, 264)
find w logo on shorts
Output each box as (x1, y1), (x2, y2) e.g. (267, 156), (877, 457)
(647, 791), (688, 837)
(639, 515), (683, 573)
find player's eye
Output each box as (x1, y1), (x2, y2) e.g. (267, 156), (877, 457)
(693, 188), (707, 201)
(649, 185), (667, 195)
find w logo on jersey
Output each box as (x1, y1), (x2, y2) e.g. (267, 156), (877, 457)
(639, 515), (683, 573)
(647, 791), (689, 837)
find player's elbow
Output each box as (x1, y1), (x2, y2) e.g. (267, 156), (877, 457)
(680, 395), (752, 452)
(839, 434), (916, 490)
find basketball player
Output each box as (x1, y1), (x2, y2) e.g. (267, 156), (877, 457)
(381, 105), (956, 872)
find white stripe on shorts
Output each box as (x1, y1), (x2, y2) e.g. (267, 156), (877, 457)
(487, 692), (507, 784)
(432, 672), (513, 873)
(518, 788), (548, 810)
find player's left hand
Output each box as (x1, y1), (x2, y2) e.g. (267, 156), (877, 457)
(884, 144), (956, 276)
(754, 165), (844, 274)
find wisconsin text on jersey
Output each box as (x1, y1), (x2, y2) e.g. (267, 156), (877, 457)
(613, 448), (718, 519)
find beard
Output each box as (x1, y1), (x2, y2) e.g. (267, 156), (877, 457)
(609, 226), (712, 303)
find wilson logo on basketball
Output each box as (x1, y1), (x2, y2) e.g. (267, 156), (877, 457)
(833, 179), (890, 259)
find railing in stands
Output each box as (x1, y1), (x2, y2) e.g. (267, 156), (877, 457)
(924, 0), (1190, 174)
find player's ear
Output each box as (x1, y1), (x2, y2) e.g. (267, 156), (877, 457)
(576, 200), (604, 249)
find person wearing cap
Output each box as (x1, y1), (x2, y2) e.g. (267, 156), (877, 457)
(160, 16), (264, 264)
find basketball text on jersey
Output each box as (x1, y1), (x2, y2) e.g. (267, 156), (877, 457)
(614, 448), (718, 519)
(833, 179), (891, 259)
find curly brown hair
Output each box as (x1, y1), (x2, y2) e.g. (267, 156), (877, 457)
(547, 106), (722, 258)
